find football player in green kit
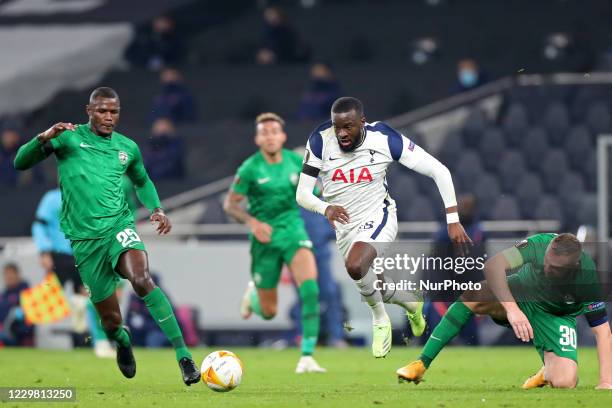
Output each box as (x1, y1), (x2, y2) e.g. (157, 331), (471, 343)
(397, 233), (612, 390)
(14, 87), (200, 386)
(223, 112), (325, 374)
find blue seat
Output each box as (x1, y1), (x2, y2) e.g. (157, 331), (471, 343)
(541, 149), (569, 193)
(473, 174), (501, 219)
(462, 109), (487, 148)
(490, 196), (521, 220)
(502, 103), (529, 147)
(454, 150), (485, 191)
(534, 195), (564, 224)
(439, 130), (464, 169)
(541, 101), (569, 145)
(576, 193), (597, 226)
(558, 172), (586, 227)
(515, 173), (544, 218)
(585, 101), (611, 135)
(405, 196), (438, 222)
(498, 150), (527, 193)
(479, 127), (505, 171)
(522, 127), (549, 171)
(389, 173), (419, 205)
(564, 125), (593, 172)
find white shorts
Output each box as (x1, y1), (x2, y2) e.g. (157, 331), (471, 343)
(335, 201), (398, 260)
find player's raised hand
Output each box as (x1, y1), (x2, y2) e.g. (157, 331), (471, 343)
(448, 222), (473, 256)
(150, 209), (172, 235)
(248, 218), (272, 243)
(324, 205), (349, 229)
(506, 307), (533, 342)
(37, 122), (76, 142)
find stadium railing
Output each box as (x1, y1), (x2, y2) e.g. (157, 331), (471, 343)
(132, 72), (612, 239)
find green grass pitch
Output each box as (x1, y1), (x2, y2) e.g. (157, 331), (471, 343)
(1, 347), (610, 407)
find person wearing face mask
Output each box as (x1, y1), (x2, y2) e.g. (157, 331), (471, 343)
(150, 68), (196, 124)
(144, 118), (185, 180)
(453, 58), (488, 94)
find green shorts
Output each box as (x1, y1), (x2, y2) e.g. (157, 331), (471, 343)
(250, 225), (312, 289)
(499, 275), (579, 362)
(71, 223), (146, 303)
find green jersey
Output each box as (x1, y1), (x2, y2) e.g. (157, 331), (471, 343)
(503, 233), (605, 319)
(231, 149), (303, 228)
(14, 124), (161, 240)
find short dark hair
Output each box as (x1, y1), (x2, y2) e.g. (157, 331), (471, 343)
(3, 262), (19, 274)
(331, 96), (364, 117)
(89, 87), (119, 103)
(550, 233), (582, 258)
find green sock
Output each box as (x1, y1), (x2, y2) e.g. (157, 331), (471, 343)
(420, 301), (473, 368)
(143, 287), (191, 361)
(299, 279), (320, 356)
(106, 326), (130, 348)
(87, 301), (108, 342)
(249, 288), (274, 320)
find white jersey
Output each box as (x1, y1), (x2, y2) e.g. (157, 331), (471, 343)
(303, 120), (429, 231)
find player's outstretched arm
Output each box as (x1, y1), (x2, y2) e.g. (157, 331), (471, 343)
(223, 190), (272, 243)
(14, 122), (75, 170)
(484, 252), (533, 342)
(591, 321), (612, 389)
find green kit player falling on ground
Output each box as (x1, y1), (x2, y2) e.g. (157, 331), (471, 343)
(397, 233), (612, 389)
(224, 112), (325, 374)
(14, 87), (200, 386)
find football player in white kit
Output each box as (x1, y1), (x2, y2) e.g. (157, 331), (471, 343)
(296, 97), (472, 358)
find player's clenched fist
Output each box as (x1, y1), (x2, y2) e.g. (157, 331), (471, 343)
(37, 122), (76, 142)
(150, 208), (172, 235)
(247, 218), (273, 243)
(324, 205), (349, 229)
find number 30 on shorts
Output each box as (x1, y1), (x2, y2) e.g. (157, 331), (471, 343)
(559, 325), (577, 349)
(115, 228), (142, 248)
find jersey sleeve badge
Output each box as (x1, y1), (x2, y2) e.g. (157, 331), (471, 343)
(515, 239), (529, 249)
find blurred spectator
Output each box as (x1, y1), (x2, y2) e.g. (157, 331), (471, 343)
(452, 58), (488, 94)
(0, 263), (33, 346)
(31, 188), (115, 357)
(0, 128), (21, 186)
(144, 118), (185, 180)
(296, 62), (342, 121)
(151, 67), (197, 124)
(126, 15), (184, 71)
(126, 273), (171, 347)
(256, 6), (311, 65)
(419, 194), (486, 345)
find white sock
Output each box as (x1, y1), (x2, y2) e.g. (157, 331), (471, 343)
(353, 269), (389, 324)
(380, 275), (420, 313)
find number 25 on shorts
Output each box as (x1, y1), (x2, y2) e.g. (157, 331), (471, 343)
(115, 228), (141, 248)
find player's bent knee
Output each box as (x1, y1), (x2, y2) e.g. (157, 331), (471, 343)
(100, 311), (122, 332)
(344, 259), (367, 280)
(132, 275), (156, 297)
